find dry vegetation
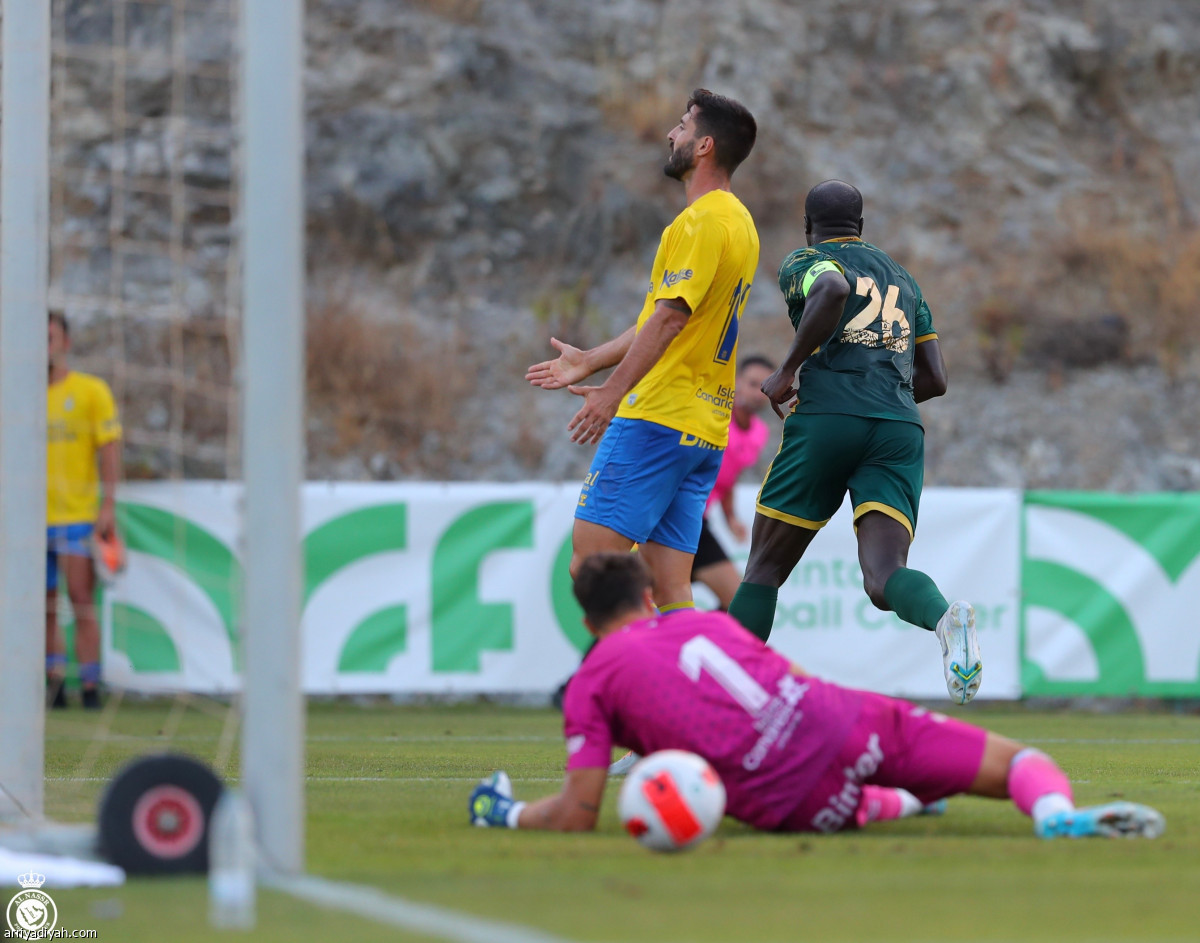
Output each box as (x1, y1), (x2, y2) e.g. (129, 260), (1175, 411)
(960, 218), (1200, 383)
(305, 290), (480, 478)
(1104, 228), (1200, 378)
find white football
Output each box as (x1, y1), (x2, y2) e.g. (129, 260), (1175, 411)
(617, 750), (726, 852)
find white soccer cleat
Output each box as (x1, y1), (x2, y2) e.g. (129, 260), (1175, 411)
(608, 750), (641, 776)
(935, 600), (981, 704)
(1036, 801), (1165, 839)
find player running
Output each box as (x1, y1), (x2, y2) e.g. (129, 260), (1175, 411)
(727, 180), (982, 704)
(468, 553), (1165, 839)
(526, 89), (760, 615)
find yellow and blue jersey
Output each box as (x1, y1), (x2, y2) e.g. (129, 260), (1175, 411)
(47, 371), (121, 525)
(616, 189), (760, 448)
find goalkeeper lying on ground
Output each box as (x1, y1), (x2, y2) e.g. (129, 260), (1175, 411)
(469, 552), (1164, 839)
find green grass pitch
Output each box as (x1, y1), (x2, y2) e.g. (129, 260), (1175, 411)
(37, 701), (1200, 942)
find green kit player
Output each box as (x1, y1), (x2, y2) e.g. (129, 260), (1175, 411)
(727, 180), (982, 704)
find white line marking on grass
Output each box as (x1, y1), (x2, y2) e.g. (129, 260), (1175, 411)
(308, 735), (560, 743)
(303, 777), (567, 784)
(1024, 738), (1200, 744)
(47, 776), (568, 784)
(45, 733), (1200, 746)
(45, 734), (561, 743)
(265, 871), (577, 943)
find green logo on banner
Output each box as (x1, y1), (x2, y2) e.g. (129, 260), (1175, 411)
(115, 502), (240, 671)
(305, 504), (409, 672)
(431, 501), (533, 672)
(117, 500), (414, 676)
(112, 494), (613, 678)
(1022, 492), (1200, 696)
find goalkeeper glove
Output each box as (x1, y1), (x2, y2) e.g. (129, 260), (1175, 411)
(469, 771), (525, 828)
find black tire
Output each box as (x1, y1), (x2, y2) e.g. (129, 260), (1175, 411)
(97, 753), (224, 875)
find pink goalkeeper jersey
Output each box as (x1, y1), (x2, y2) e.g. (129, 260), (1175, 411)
(705, 414), (769, 512)
(562, 610), (864, 831)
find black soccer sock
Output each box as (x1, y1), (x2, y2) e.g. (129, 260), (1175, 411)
(883, 567), (949, 631)
(727, 582), (778, 642)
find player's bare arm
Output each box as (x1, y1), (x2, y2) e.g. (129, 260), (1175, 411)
(525, 326), (638, 390)
(565, 299), (690, 445)
(719, 489), (747, 543)
(97, 439), (121, 538)
(762, 272), (849, 418)
(515, 767), (607, 832)
(911, 336), (948, 403)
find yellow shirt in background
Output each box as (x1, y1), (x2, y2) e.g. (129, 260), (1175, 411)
(615, 188), (760, 448)
(47, 371), (122, 525)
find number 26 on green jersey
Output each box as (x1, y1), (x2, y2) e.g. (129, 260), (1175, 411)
(842, 277), (910, 352)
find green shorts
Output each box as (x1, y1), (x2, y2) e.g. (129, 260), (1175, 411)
(756, 412), (924, 538)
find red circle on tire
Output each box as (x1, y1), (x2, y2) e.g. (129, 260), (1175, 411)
(131, 785), (205, 859)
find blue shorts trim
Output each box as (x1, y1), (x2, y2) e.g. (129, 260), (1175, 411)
(575, 418), (723, 553)
(47, 522), (94, 591)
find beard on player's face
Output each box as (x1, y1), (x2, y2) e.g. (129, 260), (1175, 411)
(663, 138), (696, 180)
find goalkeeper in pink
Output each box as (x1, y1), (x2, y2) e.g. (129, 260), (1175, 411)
(469, 553), (1164, 839)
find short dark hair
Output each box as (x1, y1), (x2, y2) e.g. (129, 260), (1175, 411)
(49, 309), (69, 337)
(572, 553), (653, 627)
(739, 354), (774, 373)
(688, 89), (757, 175)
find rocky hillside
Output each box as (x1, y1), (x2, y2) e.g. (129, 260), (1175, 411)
(36, 0), (1200, 488)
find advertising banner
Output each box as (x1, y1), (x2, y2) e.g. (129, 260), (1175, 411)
(100, 483), (1200, 699)
(1022, 491), (1200, 697)
(100, 482), (1022, 698)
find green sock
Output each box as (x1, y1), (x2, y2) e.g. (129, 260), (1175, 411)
(728, 582), (779, 642)
(883, 567), (949, 631)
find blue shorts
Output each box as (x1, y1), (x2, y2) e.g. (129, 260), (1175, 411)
(575, 418), (723, 553)
(47, 522), (94, 592)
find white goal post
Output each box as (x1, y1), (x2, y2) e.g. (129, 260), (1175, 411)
(0, 0), (51, 824)
(0, 0), (307, 875)
(239, 0), (306, 876)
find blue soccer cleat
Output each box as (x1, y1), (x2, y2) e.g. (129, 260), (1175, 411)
(1036, 801), (1165, 839)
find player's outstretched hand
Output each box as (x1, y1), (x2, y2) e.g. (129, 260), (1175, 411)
(526, 337), (591, 390)
(469, 771), (524, 828)
(566, 383), (620, 445)
(760, 368), (798, 420)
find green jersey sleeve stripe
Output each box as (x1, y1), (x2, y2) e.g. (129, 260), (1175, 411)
(800, 260), (844, 296)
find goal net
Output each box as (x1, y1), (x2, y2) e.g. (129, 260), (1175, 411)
(1, 0), (304, 876)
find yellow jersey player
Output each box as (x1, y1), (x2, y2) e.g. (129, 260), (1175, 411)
(46, 311), (122, 709)
(527, 89), (760, 616)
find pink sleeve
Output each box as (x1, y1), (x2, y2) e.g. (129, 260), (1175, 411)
(562, 674), (614, 771)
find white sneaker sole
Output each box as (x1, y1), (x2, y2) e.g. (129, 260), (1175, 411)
(936, 600), (981, 705)
(608, 751), (640, 776)
(1091, 802), (1166, 839)
(1038, 801), (1166, 839)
